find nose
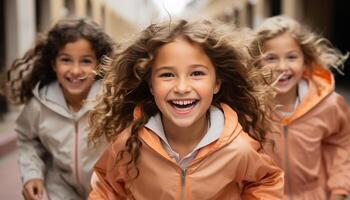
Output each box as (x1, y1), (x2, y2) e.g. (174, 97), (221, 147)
(70, 62), (83, 76)
(174, 77), (191, 94)
(278, 59), (289, 71)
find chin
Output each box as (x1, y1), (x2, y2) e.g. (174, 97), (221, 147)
(167, 118), (198, 129)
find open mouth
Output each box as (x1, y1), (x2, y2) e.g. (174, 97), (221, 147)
(278, 74), (292, 82)
(66, 76), (86, 83)
(169, 99), (199, 110)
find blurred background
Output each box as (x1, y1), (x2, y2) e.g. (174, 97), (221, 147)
(0, 0), (349, 199)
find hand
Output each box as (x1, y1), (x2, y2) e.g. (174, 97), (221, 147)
(329, 194), (347, 200)
(22, 179), (45, 200)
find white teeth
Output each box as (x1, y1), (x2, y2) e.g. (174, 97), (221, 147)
(66, 77), (82, 83)
(171, 100), (195, 105)
(279, 75), (291, 81)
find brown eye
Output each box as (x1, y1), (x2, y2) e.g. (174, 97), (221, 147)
(159, 73), (174, 78)
(265, 55), (277, 63)
(60, 57), (72, 63)
(191, 71), (204, 76)
(81, 59), (93, 64)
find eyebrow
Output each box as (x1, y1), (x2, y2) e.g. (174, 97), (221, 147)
(57, 53), (95, 58)
(154, 64), (209, 72)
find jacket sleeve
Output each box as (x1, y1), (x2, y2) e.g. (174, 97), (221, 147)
(16, 99), (47, 184)
(322, 93), (350, 196)
(238, 133), (284, 200)
(89, 144), (128, 200)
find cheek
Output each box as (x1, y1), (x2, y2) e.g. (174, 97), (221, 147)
(151, 85), (168, 99)
(195, 82), (216, 97)
(294, 63), (305, 77)
(54, 68), (65, 78)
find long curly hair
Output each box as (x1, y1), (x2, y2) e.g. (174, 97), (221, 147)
(252, 15), (348, 74)
(6, 17), (114, 104)
(89, 19), (275, 178)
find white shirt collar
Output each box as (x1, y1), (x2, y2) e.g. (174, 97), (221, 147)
(145, 106), (225, 168)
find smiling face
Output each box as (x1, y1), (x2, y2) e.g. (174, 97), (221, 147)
(54, 38), (97, 103)
(150, 37), (220, 130)
(261, 32), (305, 98)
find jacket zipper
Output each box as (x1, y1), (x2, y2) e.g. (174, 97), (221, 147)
(143, 139), (222, 200)
(180, 168), (187, 200)
(283, 125), (292, 200)
(74, 122), (81, 186)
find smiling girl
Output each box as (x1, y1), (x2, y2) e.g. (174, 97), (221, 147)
(254, 15), (350, 200)
(88, 19), (283, 200)
(6, 17), (114, 200)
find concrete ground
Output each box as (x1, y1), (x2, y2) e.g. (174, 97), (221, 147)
(0, 150), (22, 199)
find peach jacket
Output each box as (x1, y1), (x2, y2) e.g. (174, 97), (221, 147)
(89, 104), (284, 200)
(265, 68), (350, 199)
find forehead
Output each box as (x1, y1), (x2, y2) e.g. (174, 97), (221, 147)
(153, 37), (213, 68)
(263, 32), (301, 53)
(58, 38), (95, 56)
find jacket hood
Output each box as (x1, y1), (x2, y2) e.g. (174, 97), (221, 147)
(32, 80), (101, 120)
(282, 65), (334, 125)
(133, 103), (243, 163)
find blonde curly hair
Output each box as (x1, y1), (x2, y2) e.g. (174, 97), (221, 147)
(89, 18), (275, 178)
(253, 15), (348, 74)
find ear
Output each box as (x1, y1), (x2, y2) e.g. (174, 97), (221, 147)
(214, 79), (221, 94)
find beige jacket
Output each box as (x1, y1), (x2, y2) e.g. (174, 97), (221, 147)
(16, 81), (106, 200)
(89, 104), (284, 200)
(265, 67), (350, 199)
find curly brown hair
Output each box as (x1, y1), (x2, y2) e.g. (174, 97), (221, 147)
(89, 19), (275, 178)
(6, 17), (114, 104)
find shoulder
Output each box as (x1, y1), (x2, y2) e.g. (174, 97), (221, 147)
(110, 127), (132, 154)
(229, 130), (262, 157)
(309, 91), (350, 131)
(319, 91), (349, 113)
(19, 96), (42, 116)
(94, 128), (133, 171)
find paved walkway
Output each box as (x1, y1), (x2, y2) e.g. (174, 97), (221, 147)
(0, 150), (22, 199)
(0, 106), (19, 157)
(0, 106), (22, 199)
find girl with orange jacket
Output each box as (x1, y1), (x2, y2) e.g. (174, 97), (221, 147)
(88, 19), (284, 199)
(254, 15), (350, 200)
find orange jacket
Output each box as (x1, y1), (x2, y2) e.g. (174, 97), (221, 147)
(89, 104), (284, 200)
(265, 67), (350, 199)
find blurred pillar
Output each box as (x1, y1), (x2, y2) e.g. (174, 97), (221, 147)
(254, 0), (269, 28)
(3, 0), (36, 115)
(238, 0), (248, 27)
(282, 0), (303, 21)
(35, 0), (51, 32)
(90, 0), (103, 25)
(5, 0), (36, 67)
(75, 0), (87, 16)
(49, 0), (64, 25)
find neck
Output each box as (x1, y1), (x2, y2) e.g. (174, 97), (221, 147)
(65, 95), (83, 112)
(162, 115), (208, 158)
(62, 90), (89, 112)
(275, 86), (298, 113)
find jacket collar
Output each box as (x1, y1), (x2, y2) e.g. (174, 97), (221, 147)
(282, 65), (334, 124)
(134, 103), (242, 164)
(144, 106), (225, 154)
(33, 80), (101, 119)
